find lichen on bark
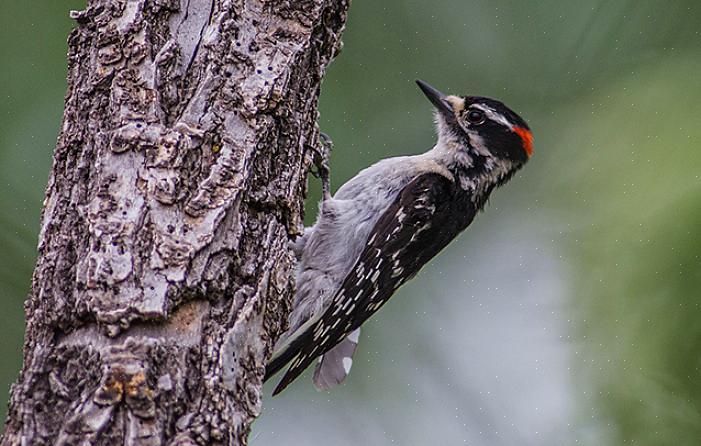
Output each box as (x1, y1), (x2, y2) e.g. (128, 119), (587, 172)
(1, 0), (349, 445)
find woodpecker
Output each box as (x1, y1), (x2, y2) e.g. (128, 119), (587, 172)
(265, 80), (533, 395)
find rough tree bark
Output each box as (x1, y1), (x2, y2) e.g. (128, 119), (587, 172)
(1, 0), (348, 444)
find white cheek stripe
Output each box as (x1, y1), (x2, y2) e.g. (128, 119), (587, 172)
(466, 132), (491, 157)
(469, 104), (514, 130)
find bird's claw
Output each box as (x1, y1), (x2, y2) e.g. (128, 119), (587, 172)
(311, 132), (333, 201)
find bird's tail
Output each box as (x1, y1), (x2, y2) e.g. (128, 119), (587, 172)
(312, 328), (361, 391)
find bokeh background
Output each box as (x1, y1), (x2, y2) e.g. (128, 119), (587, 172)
(1, 1), (700, 445)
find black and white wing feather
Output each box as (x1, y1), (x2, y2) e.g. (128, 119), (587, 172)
(267, 172), (476, 395)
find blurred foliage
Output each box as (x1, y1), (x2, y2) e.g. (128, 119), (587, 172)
(550, 58), (701, 445)
(1, 0), (700, 444)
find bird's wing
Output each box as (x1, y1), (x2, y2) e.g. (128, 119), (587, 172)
(268, 172), (477, 395)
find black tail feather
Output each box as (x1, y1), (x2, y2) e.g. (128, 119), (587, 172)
(264, 329), (313, 388)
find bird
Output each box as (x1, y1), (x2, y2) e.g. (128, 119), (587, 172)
(265, 80), (533, 396)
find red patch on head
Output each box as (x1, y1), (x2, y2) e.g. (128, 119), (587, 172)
(513, 126), (534, 157)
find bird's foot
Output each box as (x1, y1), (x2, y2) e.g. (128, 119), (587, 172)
(311, 132), (333, 201)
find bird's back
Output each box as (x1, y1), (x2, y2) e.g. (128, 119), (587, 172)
(284, 154), (433, 335)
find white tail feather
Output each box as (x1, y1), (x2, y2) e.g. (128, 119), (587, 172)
(312, 328), (361, 391)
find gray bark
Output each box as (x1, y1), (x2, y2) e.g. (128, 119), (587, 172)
(1, 0), (348, 445)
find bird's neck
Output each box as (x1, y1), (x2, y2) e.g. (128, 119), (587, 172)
(428, 139), (516, 209)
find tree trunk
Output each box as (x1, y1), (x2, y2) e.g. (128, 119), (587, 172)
(1, 0), (348, 444)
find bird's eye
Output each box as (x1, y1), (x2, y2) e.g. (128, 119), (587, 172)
(466, 109), (486, 125)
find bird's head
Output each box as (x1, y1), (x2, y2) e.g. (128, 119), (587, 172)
(416, 80), (533, 168)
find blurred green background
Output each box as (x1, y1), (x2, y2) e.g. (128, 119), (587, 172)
(1, 1), (700, 445)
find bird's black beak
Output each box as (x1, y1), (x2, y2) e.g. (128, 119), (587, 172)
(416, 79), (454, 119)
